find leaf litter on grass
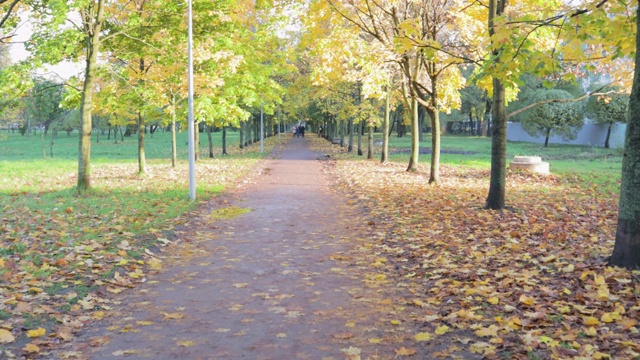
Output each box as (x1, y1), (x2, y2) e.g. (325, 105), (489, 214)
(0, 140), (280, 359)
(308, 136), (640, 359)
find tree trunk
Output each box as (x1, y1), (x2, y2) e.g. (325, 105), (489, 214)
(485, 0), (507, 210)
(605, 120), (612, 149)
(347, 118), (353, 152)
(357, 120), (363, 156)
(207, 125), (214, 158)
(239, 122), (244, 149)
(49, 125), (54, 158)
(428, 108), (441, 184)
(610, 7), (640, 269)
(77, 0), (105, 191)
(41, 128), (46, 159)
(407, 98), (419, 172)
(544, 128), (551, 147)
(367, 124), (373, 159)
(137, 112), (146, 174)
(381, 87), (390, 163)
(171, 113), (177, 168)
(222, 126), (228, 155)
(247, 119), (252, 145)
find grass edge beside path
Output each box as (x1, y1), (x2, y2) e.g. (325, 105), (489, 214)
(0, 136), (287, 358)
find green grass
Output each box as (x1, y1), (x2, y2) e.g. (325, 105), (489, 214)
(0, 128), (283, 316)
(341, 132), (622, 194)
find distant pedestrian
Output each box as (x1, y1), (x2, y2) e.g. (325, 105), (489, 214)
(300, 125), (305, 137)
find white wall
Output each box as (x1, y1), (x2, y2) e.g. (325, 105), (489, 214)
(507, 122), (627, 149)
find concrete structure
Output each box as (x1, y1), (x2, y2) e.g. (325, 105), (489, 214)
(507, 122), (627, 149)
(509, 156), (550, 174)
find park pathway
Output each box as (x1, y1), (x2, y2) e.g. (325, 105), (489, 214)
(57, 136), (461, 359)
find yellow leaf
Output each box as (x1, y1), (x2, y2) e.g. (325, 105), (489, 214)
(0, 329), (15, 344)
(487, 297), (499, 305)
(22, 343), (40, 353)
(541, 255), (556, 263)
(375, 274), (387, 281)
(93, 311), (105, 319)
(563, 288), (572, 295)
(475, 325), (499, 337)
(0, 258), (4, 267)
(390, 320), (400, 325)
(344, 321), (356, 328)
(597, 287), (610, 301)
(519, 294), (535, 306)
(136, 321), (154, 326)
(276, 333), (287, 338)
(29, 287), (43, 294)
(394, 347), (417, 356)
(470, 341), (496, 355)
(27, 328), (46, 338)
(176, 340), (196, 347)
(584, 326), (598, 337)
(147, 258), (162, 270)
(415, 332), (431, 341)
(435, 325), (450, 335)
(233, 283), (248, 288)
(583, 316), (600, 326)
(161, 312), (185, 320)
(600, 312), (618, 323)
(368, 338), (382, 344)
(592, 351), (611, 359)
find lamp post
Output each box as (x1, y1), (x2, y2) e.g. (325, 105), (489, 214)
(260, 100), (264, 153)
(187, 0), (196, 200)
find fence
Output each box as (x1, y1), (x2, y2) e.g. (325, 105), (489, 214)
(506, 122), (627, 149)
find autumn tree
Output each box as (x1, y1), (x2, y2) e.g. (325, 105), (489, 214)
(481, 0), (634, 209)
(610, 6), (640, 269)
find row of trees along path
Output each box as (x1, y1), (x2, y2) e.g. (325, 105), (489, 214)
(55, 136), (474, 359)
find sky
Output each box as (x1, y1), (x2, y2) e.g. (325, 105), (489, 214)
(9, 16), (82, 80)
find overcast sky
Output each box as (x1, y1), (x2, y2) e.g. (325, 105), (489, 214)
(9, 17), (82, 81)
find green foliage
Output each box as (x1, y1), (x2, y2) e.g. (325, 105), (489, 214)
(586, 92), (628, 125)
(25, 77), (65, 130)
(521, 89), (584, 142)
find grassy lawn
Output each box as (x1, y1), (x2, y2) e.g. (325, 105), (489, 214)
(0, 128), (284, 354)
(333, 132), (622, 195)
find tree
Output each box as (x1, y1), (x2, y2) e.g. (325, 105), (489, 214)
(587, 92), (628, 148)
(481, 0), (634, 209)
(521, 89), (584, 147)
(609, 6), (640, 269)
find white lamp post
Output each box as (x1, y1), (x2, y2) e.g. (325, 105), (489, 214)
(187, 0), (196, 200)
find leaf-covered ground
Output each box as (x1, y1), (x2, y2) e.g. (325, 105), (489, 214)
(0, 138), (283, 358)
(1, 135), (638, 359)
(312, 138), (640, 359)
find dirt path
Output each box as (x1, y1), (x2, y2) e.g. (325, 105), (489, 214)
(56, 137), (465, 359)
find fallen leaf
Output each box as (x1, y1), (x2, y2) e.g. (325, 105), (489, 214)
(435, 325), (450, 335)
(161, 312), (185, 320)
(176, 340), (196, 347)
(395, 347), (417, 356)
(0, 329), (15, 344)
(22, 343), (40, 353)
(27, 328), (46, 338)
(415, 332), (432, 341)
